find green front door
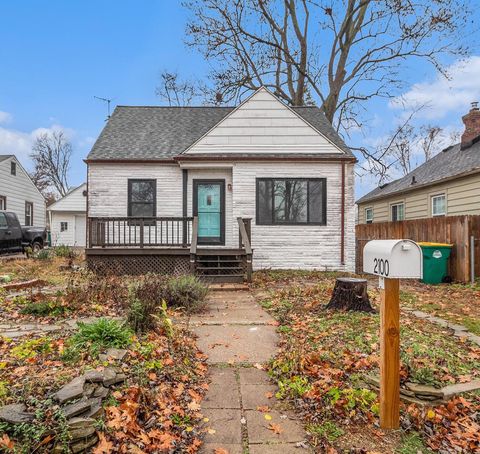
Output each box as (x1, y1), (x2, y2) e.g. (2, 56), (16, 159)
(194, 180), (225, 244)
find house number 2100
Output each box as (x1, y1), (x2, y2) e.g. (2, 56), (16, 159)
(373, 258), (390, 276)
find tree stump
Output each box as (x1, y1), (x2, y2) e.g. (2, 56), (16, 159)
(326, 277), (374, 312)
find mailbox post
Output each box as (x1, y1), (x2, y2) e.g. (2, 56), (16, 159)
(363, 240), (422, 429)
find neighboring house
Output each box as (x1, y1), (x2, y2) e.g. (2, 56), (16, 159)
(0, 155), (46, 227)
(85, 87), (356, 281)
(48, 183), (87, 247)
(357, 103), (480, 224)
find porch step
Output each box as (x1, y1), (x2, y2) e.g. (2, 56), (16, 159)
(196, 266), (243, 271)
(196, 248), (246, 256)
(200, 274), (245, 284)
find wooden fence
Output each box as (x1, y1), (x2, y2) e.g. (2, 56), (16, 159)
(355, 215), (480, 282)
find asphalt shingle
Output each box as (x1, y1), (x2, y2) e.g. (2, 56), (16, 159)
(357, 140), (480, 204)
(86, 105), (352, 160)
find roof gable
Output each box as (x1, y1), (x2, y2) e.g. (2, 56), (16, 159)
(183, 87), (346, 155)
(0, 155), (45, 201)
(86, 88), (352, 161)
(48, 183), (87, 212)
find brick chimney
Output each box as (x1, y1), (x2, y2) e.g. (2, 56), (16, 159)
(461, 102), (480, 149)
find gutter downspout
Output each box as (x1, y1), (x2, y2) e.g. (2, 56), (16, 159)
(341, 162), (345, 266)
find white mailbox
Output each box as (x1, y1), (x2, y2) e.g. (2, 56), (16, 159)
(363, 239), (423, 279)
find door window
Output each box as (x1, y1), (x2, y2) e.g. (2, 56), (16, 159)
(0, 213), (7, 228)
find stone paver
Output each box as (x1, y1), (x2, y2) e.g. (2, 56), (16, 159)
(202, 409), (243, 444)
(0, 317), (124, 339)
(193, 324), (278, 364)
(241, 384), (278, 410)
(201, 443), (243, 454)
(249, 444), (305, 453)
(193, 290), (309, 452)
(246, 410), (307, 444)
(203, 368), (241, 409)
(239, 368), (271, 385)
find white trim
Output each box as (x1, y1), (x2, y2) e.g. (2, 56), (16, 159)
(365, 207), (373, 224)
(431, 193), (446, 217)
(181, 86), (346, 156)
(390, 201), (405, 221)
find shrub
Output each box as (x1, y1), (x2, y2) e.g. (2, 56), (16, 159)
(164, 275), (208, 313)
(11, 337), (52, 360)
(54, 245), (77, 259)
(33, 249), (51, 260)
(70, 318), (133, 355)
(20, 299), (67, 317)
(126, 275), (167, 333)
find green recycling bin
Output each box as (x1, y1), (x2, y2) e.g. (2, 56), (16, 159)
(417, 242), (453, 284)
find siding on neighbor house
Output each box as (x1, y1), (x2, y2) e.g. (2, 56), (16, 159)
(49, 184), (87, 212)
(185, 89), (345, 154)
(50, 212), (76, 246)
(358, 172), (480, 224)
(0, 156), (46, 227)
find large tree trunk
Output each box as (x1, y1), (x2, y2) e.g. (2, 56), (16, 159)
(326, 278), (374, 312)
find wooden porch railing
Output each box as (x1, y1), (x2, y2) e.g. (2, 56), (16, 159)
(87, 217), (194, 248)
(237, 217), (253, 282)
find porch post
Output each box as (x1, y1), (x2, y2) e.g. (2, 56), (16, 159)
(182, 169), (188, 246)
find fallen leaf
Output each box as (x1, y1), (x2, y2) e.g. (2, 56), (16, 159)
(268, 423), (283, 434)
(92, 432), (113, 453)
(264, 414), (272, 420)
(214, 448), (230, 454)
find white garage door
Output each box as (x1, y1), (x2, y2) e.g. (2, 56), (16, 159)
(74, 215), (86, 247)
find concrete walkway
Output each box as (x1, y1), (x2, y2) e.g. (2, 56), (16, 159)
(190, 290), (309, 454)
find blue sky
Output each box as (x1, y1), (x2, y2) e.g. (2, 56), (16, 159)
(1, 1), (479, 197)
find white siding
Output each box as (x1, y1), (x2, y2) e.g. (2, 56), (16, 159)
(50, 212), (75, 246)
(88, 163), (183, 217)
(231, 161), (355, 271)
(49, 183), (87, 212)
(0, 156), (46, 227)
(185, 88), (344, 155)
(88, 161), (355, 271)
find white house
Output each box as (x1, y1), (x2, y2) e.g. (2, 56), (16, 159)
(85, 87), (356, 282)
(48, 183), (87, 247)
(0, 155), (46, 227)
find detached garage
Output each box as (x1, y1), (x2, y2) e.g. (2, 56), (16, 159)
(48, 183), (87, 247)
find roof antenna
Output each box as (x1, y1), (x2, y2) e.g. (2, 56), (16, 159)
(94, 96), (114, 120)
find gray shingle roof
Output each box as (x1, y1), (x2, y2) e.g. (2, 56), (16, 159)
(357, 140), (480, 204)
(86, 105), (353, 160)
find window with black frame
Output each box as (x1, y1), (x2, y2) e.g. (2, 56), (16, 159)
(128, 179), (156, 224)
(256, 178), (326, 225)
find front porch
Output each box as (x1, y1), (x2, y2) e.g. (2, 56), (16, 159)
(85, 216), (253, 283)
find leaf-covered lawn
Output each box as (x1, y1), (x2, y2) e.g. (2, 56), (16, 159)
(254, 270), (480, 453)
(401, 281), (480, 335)
(0, 255), (210, 453)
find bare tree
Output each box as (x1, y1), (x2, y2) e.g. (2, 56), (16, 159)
(31, 131), (72, 197)
(418, 125), (446, 161)
(182, 0), (471, 131)
(155, 71), (202, 106)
